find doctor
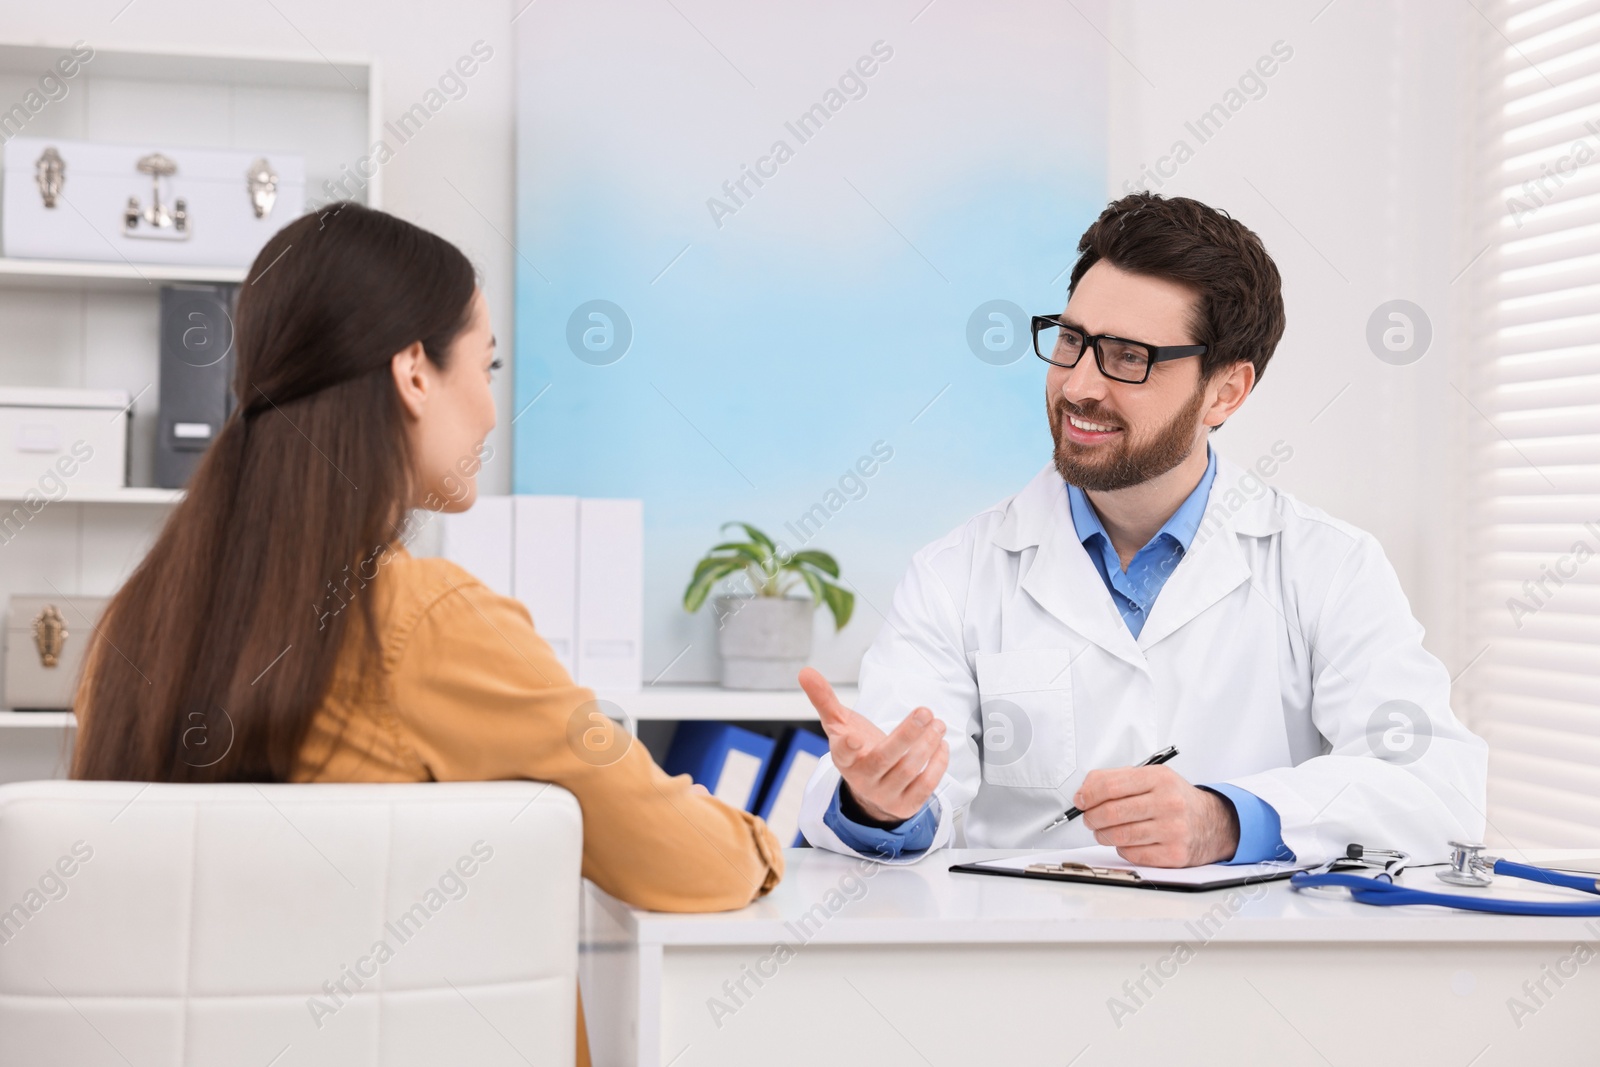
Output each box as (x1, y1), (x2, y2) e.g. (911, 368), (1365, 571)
(797, 192), (1488, 867)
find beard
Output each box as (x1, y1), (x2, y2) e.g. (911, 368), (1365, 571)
(1050, 383), (1207, 492)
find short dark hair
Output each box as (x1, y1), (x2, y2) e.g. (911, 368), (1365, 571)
(1067, 192), (1286, 384)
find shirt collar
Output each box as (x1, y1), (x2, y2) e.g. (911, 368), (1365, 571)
(1067, 445), (1217, 554)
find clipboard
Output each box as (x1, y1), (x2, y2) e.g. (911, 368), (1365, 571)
(949, 846), (1315, 893)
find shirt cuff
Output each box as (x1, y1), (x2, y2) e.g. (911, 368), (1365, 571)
(1200, 783), (1296, 865)
(821, 782), (939, 860)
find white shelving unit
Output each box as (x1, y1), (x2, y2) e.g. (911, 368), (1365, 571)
(0, 42), (381, 779)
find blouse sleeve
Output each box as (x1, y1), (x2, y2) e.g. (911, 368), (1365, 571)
(385, 568), (783, 912)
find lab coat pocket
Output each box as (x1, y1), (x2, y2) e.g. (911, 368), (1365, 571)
(974, 648), (1076, 789)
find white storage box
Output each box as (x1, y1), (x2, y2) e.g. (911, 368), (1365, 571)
(2, 136), (305, 268)
(4, 594), (108, 710)
(0, 387), (129, 491)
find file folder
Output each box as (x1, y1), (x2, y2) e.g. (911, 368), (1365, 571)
(437, 494), (643, 687)
(513, 495), (578, 674)
(664, 722), (776, 812)
(438, 495), (513, 596)
(755, 728), (830, 847)
(576, 498), (642, 691)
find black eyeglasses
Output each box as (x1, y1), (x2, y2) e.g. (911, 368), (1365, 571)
(1031, 315), (1207, 384)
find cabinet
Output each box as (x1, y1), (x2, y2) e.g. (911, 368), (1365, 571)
(0, 41), (380, 715)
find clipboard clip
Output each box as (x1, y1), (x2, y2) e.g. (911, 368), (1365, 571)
(1025, 861), (1142, 883)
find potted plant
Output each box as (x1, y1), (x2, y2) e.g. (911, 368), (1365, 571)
(683, 522), (854, 689)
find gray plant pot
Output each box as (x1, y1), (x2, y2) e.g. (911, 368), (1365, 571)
(714, 595), (815, 690)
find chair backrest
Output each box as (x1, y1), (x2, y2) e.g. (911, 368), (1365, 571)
(0, 779), (582, 1066)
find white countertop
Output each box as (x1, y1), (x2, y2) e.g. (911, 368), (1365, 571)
(586, 846), (1600, 947)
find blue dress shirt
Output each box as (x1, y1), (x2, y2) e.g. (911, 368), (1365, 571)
(824, 447), (1292, 865)
(822, 786), (940, 859)
(1067, 447), (1216, 639)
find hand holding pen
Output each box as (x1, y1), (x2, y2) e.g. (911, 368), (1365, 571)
(1042, 744), (1242, 869)
(1045, 745), (1178, 830)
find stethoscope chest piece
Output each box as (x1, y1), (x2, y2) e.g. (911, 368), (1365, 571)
(1438, 840), (1495, 888)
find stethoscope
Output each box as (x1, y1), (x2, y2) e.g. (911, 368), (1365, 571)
(1289, 841), (1600, 916)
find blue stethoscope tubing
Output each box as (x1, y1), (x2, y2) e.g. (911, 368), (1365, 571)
(1290, 860), (1600, 916)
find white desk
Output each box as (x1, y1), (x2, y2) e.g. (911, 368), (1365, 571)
(581, 847), (1600, 1066)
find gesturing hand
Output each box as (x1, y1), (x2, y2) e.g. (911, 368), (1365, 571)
(798, 667), (949, 825)
(1074, 765), (1240, 867)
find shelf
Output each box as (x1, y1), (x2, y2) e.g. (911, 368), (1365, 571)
(0, 711), (74, 728)
(0, 485), (183, 505)
(0, 258), (247, 291)
(596, 684), (840, 722)
(0, 686), (840, 734)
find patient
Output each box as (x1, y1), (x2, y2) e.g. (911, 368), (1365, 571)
(70, 202), (782, 1060)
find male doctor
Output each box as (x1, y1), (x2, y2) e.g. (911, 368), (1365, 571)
(796, 192), (1488, 867)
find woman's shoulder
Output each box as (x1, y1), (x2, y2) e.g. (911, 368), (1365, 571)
(382, 541), (483, 598)
(367, 543), (513, 655)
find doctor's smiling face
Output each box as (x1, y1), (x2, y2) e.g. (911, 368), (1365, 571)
(1047, 192), (1286, 500)
(1046, 260), (1254, 493)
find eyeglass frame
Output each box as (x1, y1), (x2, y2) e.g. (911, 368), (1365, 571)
(1031, 314), (1208, 384)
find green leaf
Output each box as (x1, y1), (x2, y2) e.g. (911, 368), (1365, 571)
(796, 567), (826, 608)
(708, 541), (769, 568)
(683, 557), (746, 613)
(722, 521), (776, 556)
(818, 580), (855, 631)
(689, 553), (739, 582)
(785, 549), (840, 578)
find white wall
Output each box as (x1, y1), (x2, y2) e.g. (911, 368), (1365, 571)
(4, 0), (1481, 684)
(1107, 0), (1479, 679)
(4, 0), (520, 497)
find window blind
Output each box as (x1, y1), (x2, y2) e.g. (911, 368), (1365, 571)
(1470, 0), (1600, 848)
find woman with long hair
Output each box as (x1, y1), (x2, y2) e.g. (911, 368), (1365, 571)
(71, 202), (782, 1060)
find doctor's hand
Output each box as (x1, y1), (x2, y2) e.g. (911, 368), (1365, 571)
(798, 667), (949, 826)
(1074, 766), (1240, 868)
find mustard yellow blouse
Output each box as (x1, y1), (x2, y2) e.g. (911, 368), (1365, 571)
(294, 544), (784, 1061)
(296, 544), (782, 902)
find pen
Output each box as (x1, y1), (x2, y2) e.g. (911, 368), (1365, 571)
(1044, 744), (1179, 832)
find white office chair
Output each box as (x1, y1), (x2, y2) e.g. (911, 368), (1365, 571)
(0, 779), (582, 1067)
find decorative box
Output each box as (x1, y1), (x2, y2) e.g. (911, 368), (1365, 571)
(2, 136), (305, 267)
(4, 595), (108, 710)
(0, 387), (129, 490)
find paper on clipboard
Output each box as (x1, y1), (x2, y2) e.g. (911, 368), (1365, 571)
(964, 846), (1310, 887)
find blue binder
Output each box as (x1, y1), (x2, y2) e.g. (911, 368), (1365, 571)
(663, 722), (777, 812)
(755, 727), (831, 847)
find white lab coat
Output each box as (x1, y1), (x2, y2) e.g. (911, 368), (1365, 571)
(798, 456), (1488, 866)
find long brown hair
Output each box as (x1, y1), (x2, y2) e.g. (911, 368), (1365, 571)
(72, 202), (477, 782)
